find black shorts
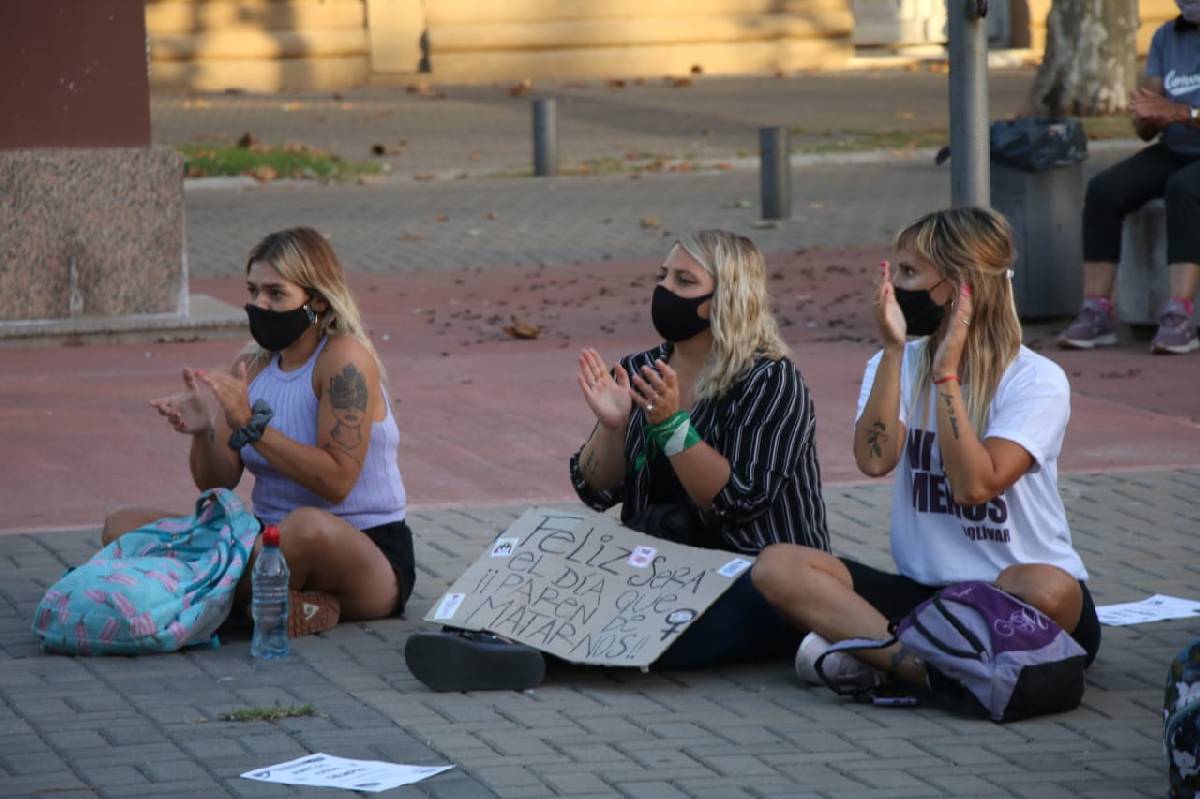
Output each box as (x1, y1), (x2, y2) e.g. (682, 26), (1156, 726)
(839, 559), (1102, 667)
(362, 519), (416, 617)
(256, 515), (416, 617)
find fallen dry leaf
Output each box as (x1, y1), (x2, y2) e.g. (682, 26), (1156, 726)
(245, 165), (278, 182)
(371, 142), (407, 156)
(281, 101), (303, 112)
(895, 111), (916, 120)
(690, 64), (704, 75)
(236, 132), (258, 148)
(508, 78), (533, 97)
(640, 216), (662, 229)
(185, 165), (208, 178)
(486, 211), (498, 220)
(413, 172), (436, 181)
(434, 214), (449, 222)
(667, 77), (693, 88)
(357, 175), (388, 186)
(503, 316), (542, 340)
(468, 150), (481, 161)
(606, 78), (627, 89)
(183, 98), (211, 110)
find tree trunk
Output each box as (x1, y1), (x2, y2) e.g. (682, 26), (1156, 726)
(1029, 0), (1139, 116)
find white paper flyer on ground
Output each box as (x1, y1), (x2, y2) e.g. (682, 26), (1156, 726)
(1096, 594), (1200, 626)
(241, 753), (453, 793)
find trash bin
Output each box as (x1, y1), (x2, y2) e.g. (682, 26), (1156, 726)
(989, 118), (1088, 320)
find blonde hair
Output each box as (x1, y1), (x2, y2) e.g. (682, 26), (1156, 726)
(895, 207), (1021, 433)
(675, 230), (789, 400)
(240, 227), (385, 381)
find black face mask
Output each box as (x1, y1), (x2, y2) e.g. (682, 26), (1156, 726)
(651, 285), (713, 342)
(893, 280), (948, 337)
(245, 303), (317, 352)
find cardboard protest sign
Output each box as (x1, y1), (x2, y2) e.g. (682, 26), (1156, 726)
(425, 506), (754, 667)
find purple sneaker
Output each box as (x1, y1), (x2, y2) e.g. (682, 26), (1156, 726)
(1058, 303), (1118, 350)
(1151, 300), (1199, 355)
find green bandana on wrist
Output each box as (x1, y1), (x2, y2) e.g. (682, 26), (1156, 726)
(647, 411), (702, 457)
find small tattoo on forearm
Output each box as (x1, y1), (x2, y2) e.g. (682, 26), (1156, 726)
(866, 420), (888, 458)
(330, 364), (368, 450)
(939, 392), (960, 440)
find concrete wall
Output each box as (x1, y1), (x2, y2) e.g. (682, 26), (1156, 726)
(421, 0), (854, 81)
(145, 0), (371, 91)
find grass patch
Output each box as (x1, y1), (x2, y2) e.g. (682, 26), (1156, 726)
(218, 704), (316, 722)
(790, 128), (949, 153)
(180, 143), (381, 182)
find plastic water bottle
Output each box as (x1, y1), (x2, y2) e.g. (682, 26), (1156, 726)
(250, 525), (289, 660)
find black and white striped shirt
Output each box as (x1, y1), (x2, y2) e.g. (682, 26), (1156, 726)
(569, 344), (829, 555)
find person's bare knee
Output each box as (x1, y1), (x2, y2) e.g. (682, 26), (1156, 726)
(997, 564), (1082, 633)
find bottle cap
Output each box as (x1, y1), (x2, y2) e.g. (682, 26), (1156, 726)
(261, 525), (281, 547)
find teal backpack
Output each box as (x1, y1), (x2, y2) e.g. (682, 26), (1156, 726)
(32, 489), (261, 655)
(1165, 637), (1200, 797)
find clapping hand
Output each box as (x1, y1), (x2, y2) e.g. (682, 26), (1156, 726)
(875, 260), (907, 347)
(933, 283), (973, 379)
(1130, 87), (1186, 128)
(630, 359), (680, 425)
(195, 362), (253, 431)
(149, 368), (213, 435)
(577, 349), (632, 430)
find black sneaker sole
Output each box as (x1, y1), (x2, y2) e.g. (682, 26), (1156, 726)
(404, 631), (546, 692)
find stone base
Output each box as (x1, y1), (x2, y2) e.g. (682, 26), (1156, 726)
(0, 294), (246, 348)
(0, 146), (185, 322)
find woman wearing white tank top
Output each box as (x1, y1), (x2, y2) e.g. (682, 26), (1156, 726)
(100, 227), (412, 636)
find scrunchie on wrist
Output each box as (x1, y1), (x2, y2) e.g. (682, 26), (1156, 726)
(227, 399), (273, 450)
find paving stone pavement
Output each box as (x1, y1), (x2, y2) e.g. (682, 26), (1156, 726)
(183, 149), (1136, 280)
(2, 470), (1195, 798)
(153, 70), (1039, 177)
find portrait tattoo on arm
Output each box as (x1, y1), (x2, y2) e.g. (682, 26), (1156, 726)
(330, 364), (369, 454)
(866, 420), (888, 459)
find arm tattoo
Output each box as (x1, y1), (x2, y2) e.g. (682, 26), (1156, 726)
(865, 420), (888, 458)
(330, 364), (369, 452)
(939, 392), (960, 440)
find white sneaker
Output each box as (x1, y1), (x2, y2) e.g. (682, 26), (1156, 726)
(794, 632), (882, 690)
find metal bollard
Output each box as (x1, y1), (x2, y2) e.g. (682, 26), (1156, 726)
(948, 0), (990, 207)
(759, 127), (791, 220)
(532, 98), (558, 177)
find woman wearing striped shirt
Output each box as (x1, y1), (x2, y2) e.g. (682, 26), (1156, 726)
(405, 230), (830, 691)
(571, 229), (829, 668)
(100, 227), (413, 636)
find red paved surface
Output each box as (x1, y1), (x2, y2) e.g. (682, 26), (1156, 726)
(2, 248), (1197, 533)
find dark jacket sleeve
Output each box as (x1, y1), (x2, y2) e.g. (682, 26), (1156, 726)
(710, 359), (814, 524)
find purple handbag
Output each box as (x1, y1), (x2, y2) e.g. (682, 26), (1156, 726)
(818, 581), (1088, 722)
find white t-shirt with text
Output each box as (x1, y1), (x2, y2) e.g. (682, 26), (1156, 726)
(855, 341), (1087, 585)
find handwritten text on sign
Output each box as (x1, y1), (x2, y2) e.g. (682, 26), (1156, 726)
(425, 507), (752, 667)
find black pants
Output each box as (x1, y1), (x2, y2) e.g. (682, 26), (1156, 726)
(1083, 142), (1200, 265)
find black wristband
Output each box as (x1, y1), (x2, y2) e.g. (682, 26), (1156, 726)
(228, 399), (273, 450)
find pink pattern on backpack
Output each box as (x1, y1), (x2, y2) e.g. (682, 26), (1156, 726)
(103, 573), (137, 587)
(74, 622), (90, 654)
(146, 571), (179, 593)
(167, 620), (187, 643)
(155, 518), (193, 533)
(35, 607), (52, 632)
(129, 613), (156, 638)
(112, 592), (138, 619)
(84, 589), (108, 605)
(56, 593), (71, 623)
(99, 618), (120, 645)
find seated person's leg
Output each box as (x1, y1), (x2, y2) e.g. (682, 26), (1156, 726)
(653, 570), (801, 671)
(1154, 163), (1200, 354)
(996, 563), (1100, 666)
(753, 546), (935, 687)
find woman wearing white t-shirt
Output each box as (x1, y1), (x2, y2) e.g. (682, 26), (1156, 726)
(752, 207), (1100, 690)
